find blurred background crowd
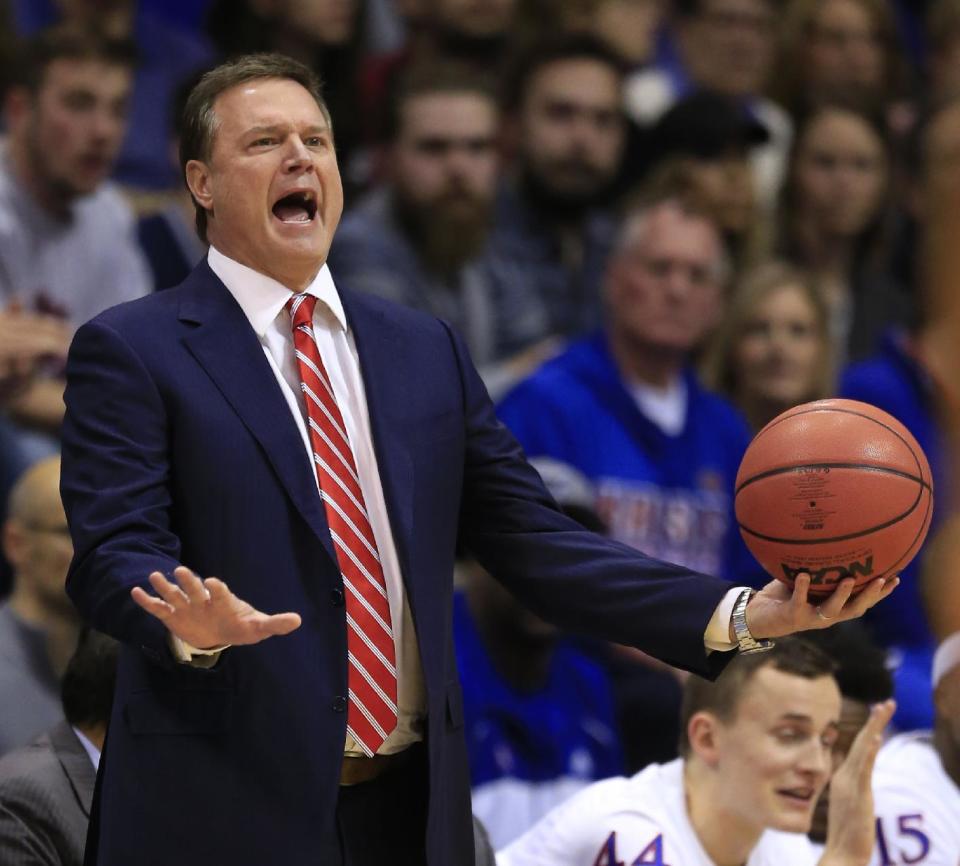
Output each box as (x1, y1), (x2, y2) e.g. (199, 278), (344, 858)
(0, 0), (959, 857)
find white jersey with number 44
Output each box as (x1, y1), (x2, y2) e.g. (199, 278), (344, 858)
(870, 732), (960, 866)
(497, 758), (818, 866)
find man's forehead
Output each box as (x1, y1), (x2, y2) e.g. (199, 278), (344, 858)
(529, 59), (620, 102)
(623, 204), (719, 254)
(402, 92), (497, 133)
(737, 667), (841, 720)
(42, 56), (131, 89)
(214, 78), (328, 128)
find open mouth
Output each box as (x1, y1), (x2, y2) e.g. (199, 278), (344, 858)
(776, 787), (816, 806)
(271, 190), (318, 224)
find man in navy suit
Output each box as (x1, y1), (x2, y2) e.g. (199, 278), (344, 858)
(58, 54), (898, 866)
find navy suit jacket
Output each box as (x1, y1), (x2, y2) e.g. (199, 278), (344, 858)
(60, 261), (735, 866)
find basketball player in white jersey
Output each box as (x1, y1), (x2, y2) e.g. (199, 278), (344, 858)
(869, 631), (960, 866)
(499, 637), (894, 866)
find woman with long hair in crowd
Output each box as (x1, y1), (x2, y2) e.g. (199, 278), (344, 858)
(775, 103), (910, 361)
(702, 260), (835, 431)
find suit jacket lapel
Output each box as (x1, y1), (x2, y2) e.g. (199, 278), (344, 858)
(340, 289), (416, 583)
(50, 721), (97, 818)
(178, 263), (338, 565)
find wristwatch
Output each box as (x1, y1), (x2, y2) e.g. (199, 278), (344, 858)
(731, 588), (774, 654)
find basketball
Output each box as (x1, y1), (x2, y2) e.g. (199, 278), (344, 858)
(734, 399), (933, 597)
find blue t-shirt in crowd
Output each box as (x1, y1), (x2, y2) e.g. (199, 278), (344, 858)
(453, 592), (623, 849)
(497, 333), (766, 586)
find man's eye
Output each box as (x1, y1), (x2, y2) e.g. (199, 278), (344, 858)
(253, 138), (275, 147)
(775, 727), (805, 742)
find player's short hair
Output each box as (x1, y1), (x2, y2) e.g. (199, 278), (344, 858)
(801, 623), (893, 704)
(179, 53), (329, 243)
(10, 23), (136, 94)
(678, 637), (837, 757)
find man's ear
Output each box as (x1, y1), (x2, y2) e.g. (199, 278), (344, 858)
(687, 711), (722, 767)
(2, 519), (26, 570)
(4, 85), (33, 133)
(185, 159), (214, 215)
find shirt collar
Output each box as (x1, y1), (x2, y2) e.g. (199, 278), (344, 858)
(207, 245), (347, 337)
(72, 726), (101, 771)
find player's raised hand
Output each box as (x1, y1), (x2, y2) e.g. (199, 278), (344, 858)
(131, 565), (302, 650)
(744, 573), (899, 641)
(819, 699), (896, 866)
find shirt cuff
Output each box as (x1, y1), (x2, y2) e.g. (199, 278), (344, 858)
(704, 586), (749, 652)
(168, 633), (230, 666)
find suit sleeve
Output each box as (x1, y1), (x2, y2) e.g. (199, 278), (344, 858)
(60, 317), (182, 663)
(0, 803), (59, 866)
(446, 324), (734, 677)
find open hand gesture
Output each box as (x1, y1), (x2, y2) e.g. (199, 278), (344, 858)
(131, 565), (301, 650)
(821, 699), (896, 866)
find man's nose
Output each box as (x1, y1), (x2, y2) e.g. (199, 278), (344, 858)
(283, 136), (315, 172)
(91, 107), (122, 143)
(797, 741), (832, 779)
(662, 268), (693, 303)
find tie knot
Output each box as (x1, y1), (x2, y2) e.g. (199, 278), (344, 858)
(286, 293), (317, 329)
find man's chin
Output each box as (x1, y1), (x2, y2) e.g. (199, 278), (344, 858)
(770, 806), (815, 834)
(53, 176), (101, 202)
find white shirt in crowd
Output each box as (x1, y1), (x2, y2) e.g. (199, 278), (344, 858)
(869, 732), (960, 866)
(498, 758), (817, 866)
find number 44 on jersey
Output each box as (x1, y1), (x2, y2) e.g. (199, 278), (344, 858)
(594, 832), (670, 866)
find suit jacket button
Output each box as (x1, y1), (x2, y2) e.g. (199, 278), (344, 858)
(330, 588), (344, 606)
(332, 696), (347, 713)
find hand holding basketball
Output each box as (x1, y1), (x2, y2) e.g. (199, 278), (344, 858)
(742, 571), (900, 641)
(735, 399), (932, 597)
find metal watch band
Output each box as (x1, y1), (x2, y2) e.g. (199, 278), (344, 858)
(731, 588), (775, 654)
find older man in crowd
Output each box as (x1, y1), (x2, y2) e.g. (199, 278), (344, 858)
(0, 457), (78, 755)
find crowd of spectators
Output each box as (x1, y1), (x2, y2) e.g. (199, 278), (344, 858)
(1, 0), (960, 862)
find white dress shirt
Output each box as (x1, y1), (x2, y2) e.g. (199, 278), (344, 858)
(208, 245), (425, 755)
(180, 248), (741, 753)
(73, 726), (101, 770)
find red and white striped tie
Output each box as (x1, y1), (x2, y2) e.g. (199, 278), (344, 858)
(287, 293), (398, 756)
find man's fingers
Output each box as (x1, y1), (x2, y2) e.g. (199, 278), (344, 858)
(867, 575), (900, 606)
(817, 578), (855, 620)
(791, 572), (811, 607)
(845, 699), (896, 776)
(177, 567), (216, 605)
(836, 575), (898, 621)
(174, 565), (210, 604)
(204, 577), (232, 603)
(842, 576), (888, 618)
(148, 571), (190, 607)
(880, 574), (900, 598)
(255, 612), (302, 638)
(131, 585), (174, 620)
